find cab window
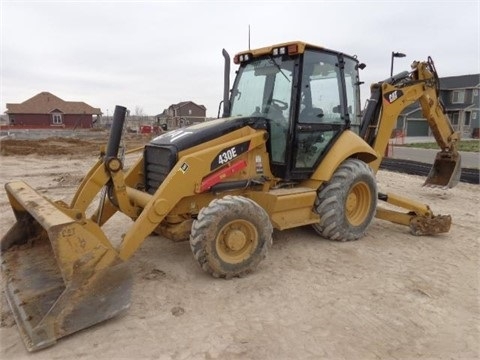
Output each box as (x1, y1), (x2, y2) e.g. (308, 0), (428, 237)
(295, 51), (343, 169)
(299, 51), (342, 124)
(344, 57), (362, 134)
(230, 57), (294, 164)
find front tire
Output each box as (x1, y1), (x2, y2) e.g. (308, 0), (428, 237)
(190, 195), (273, 278)
(313, 159), (377, 241)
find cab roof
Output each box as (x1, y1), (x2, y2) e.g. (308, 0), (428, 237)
(235, 41), (331, 57)
(233, 41), (360, 65)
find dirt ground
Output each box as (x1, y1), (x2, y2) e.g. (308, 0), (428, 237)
(0, 136), (479, 360)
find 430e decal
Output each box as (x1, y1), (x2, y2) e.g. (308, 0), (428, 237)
(210, 141), (250, 170)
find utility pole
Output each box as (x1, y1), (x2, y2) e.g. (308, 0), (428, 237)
(390, 51), (406, 77)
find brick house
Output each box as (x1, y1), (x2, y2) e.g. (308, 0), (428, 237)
(397, 74), (480, 137)
(155, 101), (206, 130)
(4, 92), (102, 129)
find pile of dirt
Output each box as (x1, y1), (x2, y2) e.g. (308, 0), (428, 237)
(0, 138), (98, 156)
(0, 135), (151, 157)
(52, 173), (84, 187)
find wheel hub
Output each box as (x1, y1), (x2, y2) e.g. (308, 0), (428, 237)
(346, 192), (358, 212)
(346, 181), (371, 226)
(216, 219), (258, 263)
(225, 229), (247, 251)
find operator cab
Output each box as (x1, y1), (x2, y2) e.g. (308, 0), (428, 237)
(228, 42), (362, 180)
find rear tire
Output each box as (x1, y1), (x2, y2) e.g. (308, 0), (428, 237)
(190, 195), (273, 278)
(313, 159), (377, 241)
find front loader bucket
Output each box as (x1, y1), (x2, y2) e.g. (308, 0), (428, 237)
(424, 150), (462, 188)
(1, 181), (132, 351)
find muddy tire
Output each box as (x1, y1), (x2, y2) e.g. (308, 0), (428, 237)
(313, 159), (377, 241)
(190, 195), (273, 278)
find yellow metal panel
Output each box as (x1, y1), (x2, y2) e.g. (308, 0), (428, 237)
(271, 209), (320, 230)
(6, 181), (75, 228)
(310, 130), (378, 181)
(265, 187), (317, 212)
(375, 207), (413, 226)
(247, 188), (319, 230)
(380, 192), (431, 215)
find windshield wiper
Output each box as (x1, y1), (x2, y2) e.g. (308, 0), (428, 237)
(268, 56), (291, 83)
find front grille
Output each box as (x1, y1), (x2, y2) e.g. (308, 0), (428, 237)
(144, 145), (177, 194)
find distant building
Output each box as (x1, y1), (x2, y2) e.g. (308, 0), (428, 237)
(156, 101), (206, 130)
(0, 114), (8, 127)
(397, 74), (480, 137)
(4, 92), (102, 129)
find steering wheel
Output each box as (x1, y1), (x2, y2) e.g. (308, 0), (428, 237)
(271, 99), (288, 111)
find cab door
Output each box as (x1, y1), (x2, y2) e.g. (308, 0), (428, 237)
(289, 50), (345, 179)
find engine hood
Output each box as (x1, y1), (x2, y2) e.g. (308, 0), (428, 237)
(149, 116), (267, 152)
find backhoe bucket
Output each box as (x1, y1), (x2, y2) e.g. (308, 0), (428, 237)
(1, 181), (132, 352)
(424, 150), (462, 188)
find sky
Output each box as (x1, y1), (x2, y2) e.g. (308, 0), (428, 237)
(1, 0), (479, 118)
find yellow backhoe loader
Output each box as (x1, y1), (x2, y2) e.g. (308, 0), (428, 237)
(1, 41), (461, 351)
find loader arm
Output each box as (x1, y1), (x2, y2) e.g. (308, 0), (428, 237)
(361, 57), (461, 188)
(117, 127), (267, 260)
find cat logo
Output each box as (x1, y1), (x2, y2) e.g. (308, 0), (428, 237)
(384, 90), (404, 104)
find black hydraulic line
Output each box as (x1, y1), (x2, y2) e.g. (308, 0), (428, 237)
(211, 180), (249, 193)
(359, 85), (382, 144)
(360, 71), (411, 145)
(380, 158), (479, 185)
(378, 192), (388, 201)
(383, 71), (410, 85)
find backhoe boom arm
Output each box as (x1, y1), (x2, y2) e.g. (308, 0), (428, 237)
(361, 57), (461, 188)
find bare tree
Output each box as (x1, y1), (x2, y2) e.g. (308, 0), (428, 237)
(134, 106), (145, 117)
